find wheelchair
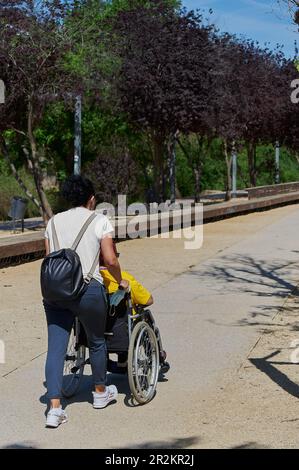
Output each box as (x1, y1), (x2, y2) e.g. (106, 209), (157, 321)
(61, 289), (170, 405)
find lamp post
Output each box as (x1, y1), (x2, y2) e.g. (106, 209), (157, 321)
(275, 140), (280, 185)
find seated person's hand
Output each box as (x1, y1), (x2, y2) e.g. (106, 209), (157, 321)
(119, 279), (130, 291)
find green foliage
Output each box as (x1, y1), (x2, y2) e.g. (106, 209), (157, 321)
(201, 140), (226, 192)
(0, 156), (11, 177)
(45, 188), (69, 214)
(176, 151), (193, 197)
(34, 102), (76, 176)
(175, 138), (299, 197)
(0, 167), (70, 220)
(175, 136), (226, 196)
(234, 144), (299, 188)
(103, 0), (181, 17)
(1, 141), (299, 219)
(0, 168), (39, 220)
(280, 150), (299, 183)
(1, 0), (299, 210)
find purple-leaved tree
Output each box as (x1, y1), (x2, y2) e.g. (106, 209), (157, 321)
(0, 0), (79, 221)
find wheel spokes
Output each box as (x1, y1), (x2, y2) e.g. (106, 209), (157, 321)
(133, 325), (157, 398)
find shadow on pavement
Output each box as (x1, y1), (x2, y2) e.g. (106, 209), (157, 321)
(231, 442), (269, 449)
(197, 254), (297, 295)
(40, 373), (140, 410)
(122, 436), (200, 449)
(2, 442), (38, 449)
(40, 367), (169, 410)
(190, 255), (299, 329)
(250, 351), (299, 399)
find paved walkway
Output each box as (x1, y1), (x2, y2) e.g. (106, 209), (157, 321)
(1, 204), (299, 448)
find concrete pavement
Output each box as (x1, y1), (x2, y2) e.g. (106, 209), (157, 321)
(1, 204), (299, 448)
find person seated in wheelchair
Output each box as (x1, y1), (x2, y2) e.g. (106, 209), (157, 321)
(99, 241), (167, 373)
(100, 252), (154, 310)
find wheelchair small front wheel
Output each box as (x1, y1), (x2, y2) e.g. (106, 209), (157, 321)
(62, 318), (86, 398)
(128, 321), (160, 405)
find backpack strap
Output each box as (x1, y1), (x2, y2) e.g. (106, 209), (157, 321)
(71, 213), (97, 251)
(85, 246), (101, 284)
(71, 212), (100, 284)
(51, 217), (60, 251)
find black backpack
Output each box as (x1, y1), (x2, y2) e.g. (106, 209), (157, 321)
(40, 213), (99, 303)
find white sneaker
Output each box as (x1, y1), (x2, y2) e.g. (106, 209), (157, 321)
(92, 385), (118, 409)
(46, 407), (68, 428)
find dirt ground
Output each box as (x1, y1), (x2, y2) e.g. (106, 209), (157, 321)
(196, 289), (299, 449)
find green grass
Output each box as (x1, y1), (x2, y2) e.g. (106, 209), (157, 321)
(0, 168), (41, 220)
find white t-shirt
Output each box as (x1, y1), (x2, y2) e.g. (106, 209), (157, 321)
(45, 207), (114, 284)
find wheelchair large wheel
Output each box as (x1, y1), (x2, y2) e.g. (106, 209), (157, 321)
(128, 321), (160, 405)
(62, 319), (86, 398)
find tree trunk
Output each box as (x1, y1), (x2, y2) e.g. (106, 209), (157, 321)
(27, 100), (53, 222)
(0, 136), (42, 214)
(224, 140), (232, 201)
(247, 141), (257, 187)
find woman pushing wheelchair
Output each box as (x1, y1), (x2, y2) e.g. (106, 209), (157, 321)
(42, 175), (129, 428)
(41, 175), (168, 428)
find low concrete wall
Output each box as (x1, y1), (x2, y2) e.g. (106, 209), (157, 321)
(2, 190), (299, 266)
(246, 182), (299, 199)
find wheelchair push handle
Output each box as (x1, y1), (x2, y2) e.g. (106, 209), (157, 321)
(118, 278), (130, 292)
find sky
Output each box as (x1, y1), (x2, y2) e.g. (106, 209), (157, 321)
(183, 0), (298, 58)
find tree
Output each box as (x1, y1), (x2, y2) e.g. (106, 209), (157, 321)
(237, 43), (289, 187)
(202, 35), (245, 199)
(278, 1), (299, 25)
(84, 138), (140, 205)
(282, 60), (299, 154)
(0, 0), (79, 221)
(110, 2), (217, 202)
(205, 35), (290, 197)
(177, 134), (213, 202)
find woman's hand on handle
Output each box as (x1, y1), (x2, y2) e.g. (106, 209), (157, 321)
(119, 279), (130, 291)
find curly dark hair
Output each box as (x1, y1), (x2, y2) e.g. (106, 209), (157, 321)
(61, 175), (95, 208)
